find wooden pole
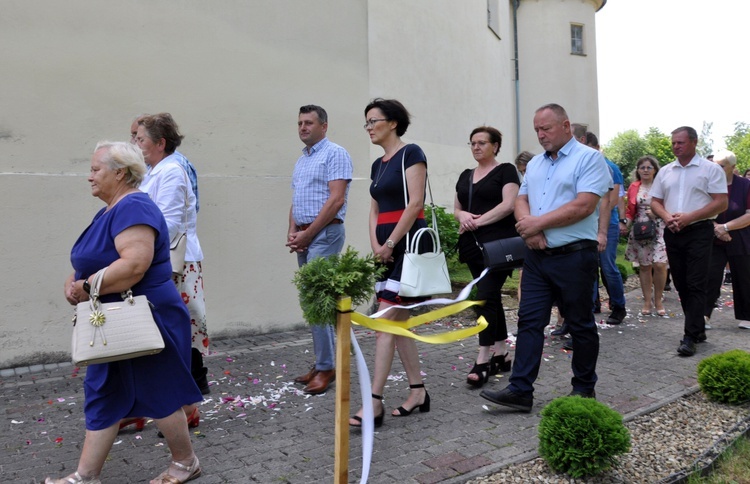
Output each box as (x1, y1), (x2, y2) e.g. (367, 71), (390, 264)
(334, 296), (352, 484)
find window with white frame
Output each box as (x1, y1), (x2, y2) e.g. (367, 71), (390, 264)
(571, 24), (584, 55)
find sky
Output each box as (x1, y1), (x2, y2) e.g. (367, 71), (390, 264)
(595, 0), (748, 151)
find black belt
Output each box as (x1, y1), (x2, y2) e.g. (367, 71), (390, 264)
(679, 219), (713, 233)
(298, 219), (343, 231)
(538, 239), (598, 256)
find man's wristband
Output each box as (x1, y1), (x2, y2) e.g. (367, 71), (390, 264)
(619, 218), (628, 225)
(724, 223), (729, 232)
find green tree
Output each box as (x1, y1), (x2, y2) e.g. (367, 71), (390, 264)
(602, 130), (646, 184)
(643, 128), (673, 166)
(603, 128), (673, 184)
(725, 122), (750, 173)
(697, 121), (714, 157)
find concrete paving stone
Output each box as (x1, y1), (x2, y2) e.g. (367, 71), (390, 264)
(422, 450), (467, 469)
(14, 367), (30, 375)
(450, 454), (495, 474)
(28, 364), (45, 373)
(415, 466), (461, 484)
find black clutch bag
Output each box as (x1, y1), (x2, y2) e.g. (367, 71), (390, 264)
(480, 236), (526, 271)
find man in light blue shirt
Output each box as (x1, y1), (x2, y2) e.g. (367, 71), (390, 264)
(287, 105), (353, 394)
(481, 104), (610, 412)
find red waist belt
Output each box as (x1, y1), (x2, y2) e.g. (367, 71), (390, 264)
(377, 209), (425, 225)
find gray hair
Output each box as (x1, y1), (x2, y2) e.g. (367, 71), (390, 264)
(94, 141), (147, 187)
(713, 149), (737, 167)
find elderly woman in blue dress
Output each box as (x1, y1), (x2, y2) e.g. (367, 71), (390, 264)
(49, 142), (202, 484)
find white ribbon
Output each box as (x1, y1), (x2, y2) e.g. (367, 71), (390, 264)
(351, 267), (489, 482)
(370, 268), (489, 319)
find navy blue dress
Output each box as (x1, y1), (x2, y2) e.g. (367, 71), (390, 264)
(369, 144), (432, 302)
(70, 192), (202, 430)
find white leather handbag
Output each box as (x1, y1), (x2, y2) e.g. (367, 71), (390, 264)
(396, 149), (452, 297)
(72, 267), (165, 366)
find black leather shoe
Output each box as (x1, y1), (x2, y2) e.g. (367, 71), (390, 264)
(606, 306), (626, 325)
(569, 389), (596, 399)
(677, 339), (696, 356)
(551, 324), (569, 336)
(480, 387), (533, 413)
(562, 339), (573, 351)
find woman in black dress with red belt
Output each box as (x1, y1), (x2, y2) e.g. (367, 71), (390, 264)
(454, 126), (520, 387)
(349, 99), (431, 428)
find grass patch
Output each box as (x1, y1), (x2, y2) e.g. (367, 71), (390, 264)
(687, 435), (750, 483)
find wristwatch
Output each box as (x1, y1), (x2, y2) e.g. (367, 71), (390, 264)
(82, 279), (91, 295)
(385, 239), (395, 249)
(619, 218), (628, 224)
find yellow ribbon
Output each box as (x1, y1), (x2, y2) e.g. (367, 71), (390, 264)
(350, 300), (488, 344)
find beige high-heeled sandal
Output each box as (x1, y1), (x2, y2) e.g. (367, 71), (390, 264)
(151, 456), (202, 484)
(44, 471), (102, 484)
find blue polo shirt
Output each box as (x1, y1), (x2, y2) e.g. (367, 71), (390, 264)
(605, 158), (624, 226)
(519, 137), (611, 248)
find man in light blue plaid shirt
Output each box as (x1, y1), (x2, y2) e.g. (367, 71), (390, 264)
(287, 105), (353, 395)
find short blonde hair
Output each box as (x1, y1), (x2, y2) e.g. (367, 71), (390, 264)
(94, 141), (147, 187)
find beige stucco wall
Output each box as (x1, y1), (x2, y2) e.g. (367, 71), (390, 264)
(516, 0), (602, 151)
(0, 0), (602, 368)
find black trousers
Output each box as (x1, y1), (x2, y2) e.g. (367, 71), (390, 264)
(466, 258), (511, 347)
(663, 221), (713, 341)
(705, 244), (750, 321)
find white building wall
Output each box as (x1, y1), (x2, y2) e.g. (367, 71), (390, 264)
(0, 0), (603, 368)
(516, 0), (603, 151)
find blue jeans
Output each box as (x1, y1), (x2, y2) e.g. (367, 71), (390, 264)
(297, 224), (345, 371)
(510, 246), (600, 395)
(598, 222), (626, 309)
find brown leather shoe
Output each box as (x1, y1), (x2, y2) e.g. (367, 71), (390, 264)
(304, 369), (335, 394)
(294, 366), (318, 385)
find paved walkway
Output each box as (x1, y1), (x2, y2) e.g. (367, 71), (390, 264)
(1, 284), (746, 483)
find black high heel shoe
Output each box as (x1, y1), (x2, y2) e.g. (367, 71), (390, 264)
(490, 353), (512, 375)
(349, 393), (385, 428)
(392, 383), (430, 416)
(466, 361), (491, 388)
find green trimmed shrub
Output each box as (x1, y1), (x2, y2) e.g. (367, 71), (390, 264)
(425, 204), (459, 262)
(538, 396), (631, 478)
(697, 349), (750, 404)
(292, 246), (385, 326)
(616, 263), (628, 283)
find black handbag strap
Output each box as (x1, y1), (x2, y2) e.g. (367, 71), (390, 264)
(465, 169), (484, 252)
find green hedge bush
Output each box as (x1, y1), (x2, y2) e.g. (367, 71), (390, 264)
(697, 349), (750, 404)
(292, 246), (384, 326)
(538, 396), (631, 478)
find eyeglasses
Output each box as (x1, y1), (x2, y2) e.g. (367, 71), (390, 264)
(468, 141), (493, 148)
(363, 118), (388, 129)
(638, 166), (654, 171)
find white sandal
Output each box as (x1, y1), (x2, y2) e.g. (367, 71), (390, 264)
(151, 456), (202, 484)
(45, 471), (101, 484)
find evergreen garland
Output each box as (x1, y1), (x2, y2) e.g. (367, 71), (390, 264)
(292, 246), (385, 326)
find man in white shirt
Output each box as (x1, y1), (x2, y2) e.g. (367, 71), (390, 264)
(650, 126), (728, 356)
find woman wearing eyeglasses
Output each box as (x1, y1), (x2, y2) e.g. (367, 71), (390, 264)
(622, 155), (668, 316)
(349, 98), (430, 429)
(453, 127), (520, 387)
